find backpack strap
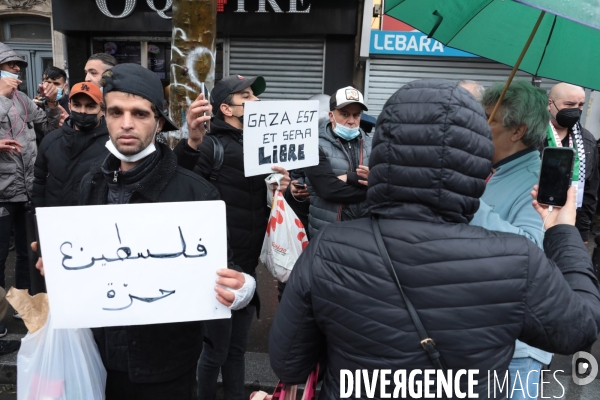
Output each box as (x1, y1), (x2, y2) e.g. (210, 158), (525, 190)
(371, 216), (446, 370)
(206, 135), (224, 181)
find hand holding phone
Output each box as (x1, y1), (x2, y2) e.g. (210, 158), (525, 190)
(186, 91), (211, 148)
(531, 184), (576, 230)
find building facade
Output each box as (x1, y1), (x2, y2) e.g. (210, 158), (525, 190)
(51, 0), (362, 100)
(0, 0), (66, 97)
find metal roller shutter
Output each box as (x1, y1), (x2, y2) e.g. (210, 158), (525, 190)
(365, 57), (558, 118)
(229, 38), (325, 101)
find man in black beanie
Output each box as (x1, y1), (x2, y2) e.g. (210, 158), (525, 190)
(37, 63), (256, 400)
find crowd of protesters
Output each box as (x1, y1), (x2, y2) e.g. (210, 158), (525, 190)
(0, 38), (599, 400)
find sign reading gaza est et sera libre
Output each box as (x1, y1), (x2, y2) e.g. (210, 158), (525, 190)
(370, 30), (475, 57)
(243, 100), (319, 177)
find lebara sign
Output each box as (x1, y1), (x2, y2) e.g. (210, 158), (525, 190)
(370, 31), (474, 57)
(370, 16), (475, 58)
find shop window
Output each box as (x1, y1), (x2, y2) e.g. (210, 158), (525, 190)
(148, 42), (170, 81)
(93, 40), (141, 64)
(3, 17), (51, 42)
(92, 38), (222, 87)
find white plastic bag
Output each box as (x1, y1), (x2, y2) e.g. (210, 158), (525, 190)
(260, 174), (309, 282)
(17, 313), (107, 400)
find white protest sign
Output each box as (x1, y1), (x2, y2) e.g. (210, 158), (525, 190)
(243, 100), (319, 177)
(36, 201), (230, 329)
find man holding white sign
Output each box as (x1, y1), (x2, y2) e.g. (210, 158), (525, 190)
(174, 75), (293, 400)
(304, 86), (373, 238)
(36, 64), (255, 400)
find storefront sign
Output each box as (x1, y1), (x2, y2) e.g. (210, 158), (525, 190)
(232, 0), (311, 13)
(243, 100), (319, 177)
(95, 0), (311, 19)
(96, 0), (172, 19)
(54, 0), (354, 35)
(370, 30), (474, 57)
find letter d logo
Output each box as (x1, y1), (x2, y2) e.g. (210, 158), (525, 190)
(572, 351), (598, 385)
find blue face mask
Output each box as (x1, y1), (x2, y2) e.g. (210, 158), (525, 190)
(56, 88), (63, 101)
(332, 116), (360, 141)
(0, 70), (19, 80)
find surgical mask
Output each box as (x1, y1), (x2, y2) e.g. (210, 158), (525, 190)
(332, 116), (360, 141)
(56, 87), (63, 101)
(105, 140), (156, 163)
(553, 101), (582, 128)
(0, 70), (19, 80)
(70, 111), (98, 131)
(104, 121), (160, 162)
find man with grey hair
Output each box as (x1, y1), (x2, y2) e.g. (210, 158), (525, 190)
(470, 80), (551, 400)
(543, 82), (598, 243)
(459, 79), (484, 101)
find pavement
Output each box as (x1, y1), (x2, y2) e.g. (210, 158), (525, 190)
(3, 223), (600, 399)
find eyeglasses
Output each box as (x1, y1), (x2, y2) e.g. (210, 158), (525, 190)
(5, 61), (19, 69)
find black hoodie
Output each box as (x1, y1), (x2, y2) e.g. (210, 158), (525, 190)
(33, 117), (109, 208)
(269, 80), (600, 399)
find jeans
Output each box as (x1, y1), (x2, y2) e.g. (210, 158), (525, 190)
(508, 357), (542, 399)
(197, 305), (256, 400)
(105, 367), (195, 400)
(0, 202), (30, 290)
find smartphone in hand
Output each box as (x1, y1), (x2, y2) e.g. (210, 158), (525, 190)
(200, 82), (210, 133)
(538, 147), (575, 207)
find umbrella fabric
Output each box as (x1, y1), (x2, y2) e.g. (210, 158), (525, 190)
(385, 0), (600, 90)
(515, 0), (600, 31)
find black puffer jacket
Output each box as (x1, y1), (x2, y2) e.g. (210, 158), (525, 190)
(174, 117), (269, 276)
(80, 143), (241, 383)
(32, 119), (108, 208)
(269, 80), (600, 399)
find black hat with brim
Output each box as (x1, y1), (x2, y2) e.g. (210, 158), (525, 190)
(102, 63), (178, 131)
(211, 75), (266, 110)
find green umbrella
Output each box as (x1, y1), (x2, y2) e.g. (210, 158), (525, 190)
(385, 0), (600, 119)
(515, 0), (600, 30)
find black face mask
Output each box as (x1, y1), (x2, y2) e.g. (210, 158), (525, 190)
(553, 101), (582, 128)
(70, 111), (99, 131)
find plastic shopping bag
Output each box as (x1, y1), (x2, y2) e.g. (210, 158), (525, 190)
(250, 364), (319, 400)
(260, 174), (309, 282)
(17, 313), (107, 400)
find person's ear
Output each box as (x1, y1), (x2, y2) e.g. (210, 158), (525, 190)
(512, 124), (527, 142)
(220, 103), (233, 117)
(328, 111), (335, 126)
(157, 117), (165, 132)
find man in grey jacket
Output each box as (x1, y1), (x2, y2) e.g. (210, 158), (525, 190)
(0, 42), (61, 335)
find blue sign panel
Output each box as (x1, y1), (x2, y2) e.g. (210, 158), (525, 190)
(370, 30), (476, 57)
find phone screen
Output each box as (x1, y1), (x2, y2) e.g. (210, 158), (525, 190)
(538, 147), (575, 207)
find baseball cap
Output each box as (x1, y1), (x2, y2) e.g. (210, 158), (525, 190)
(101, 63), (177, 131)
(69, 82), (102, 104)
(330, 86), (368, 112)
(211, 75), (266, 110)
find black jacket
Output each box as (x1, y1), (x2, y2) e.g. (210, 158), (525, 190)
(80, 143), (240, 383)
(32, 119), (108, 208)
(174, 117), (269, 276)
(268, 80), (600, 399)
(542, 126), (599, 241)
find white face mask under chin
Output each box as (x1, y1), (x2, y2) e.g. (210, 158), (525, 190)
(105, 140), (156, 163)
(105, 122), (160, 163)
